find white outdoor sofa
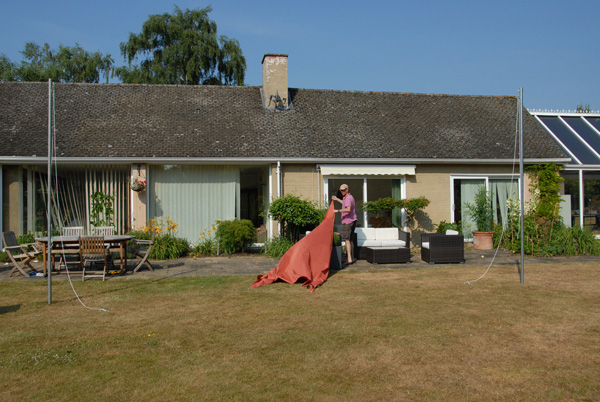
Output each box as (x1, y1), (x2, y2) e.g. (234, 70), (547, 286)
(354, 227), (410, 260)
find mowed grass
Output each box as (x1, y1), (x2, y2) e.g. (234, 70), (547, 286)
(1, 262), (599, 401)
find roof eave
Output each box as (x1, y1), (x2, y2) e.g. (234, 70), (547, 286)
(0, 156), (572, 165)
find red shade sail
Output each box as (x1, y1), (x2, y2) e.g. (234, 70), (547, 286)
(250, 202), (335, 292)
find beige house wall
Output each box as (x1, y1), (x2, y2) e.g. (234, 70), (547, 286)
(266, 162), (534, 239)
(2, 166), (22, 234)
(130, 164), (148, 231)
(281, 164), (323, 205)
(407, 164), (532, 233)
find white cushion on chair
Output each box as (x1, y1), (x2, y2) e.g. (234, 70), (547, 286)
(380, 240), (406, 248)
(446, 229), (459, 235)
(375, 228), (399, 240)
(355, 228), (375, 241)
(422, 242), (430, 249)
(358, 239), (382, 247)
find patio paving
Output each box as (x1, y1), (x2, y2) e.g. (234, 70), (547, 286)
(2, 248), (598, 282)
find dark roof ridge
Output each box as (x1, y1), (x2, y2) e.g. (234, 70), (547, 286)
(0, 81), (254, 91)
(289, 86), (517, 99)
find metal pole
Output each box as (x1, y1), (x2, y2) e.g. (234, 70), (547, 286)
(579, 170), (584, 228)
(47, 79), (53, 304)
(519, 88), (525, 285)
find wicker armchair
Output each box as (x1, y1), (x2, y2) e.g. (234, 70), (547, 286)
(420, 233), (465, 264)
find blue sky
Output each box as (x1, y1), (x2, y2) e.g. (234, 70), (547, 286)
(1, 0), (598, 111)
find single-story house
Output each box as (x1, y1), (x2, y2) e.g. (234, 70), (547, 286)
(1, 54), (570, 244)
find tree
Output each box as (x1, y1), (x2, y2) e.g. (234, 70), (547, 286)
(527, 162), (563, 222)
(2, 42), (113, 83)
(0, 54), (17, 81)
(576, 103), (592, 113)
(116, 6), (246, 86)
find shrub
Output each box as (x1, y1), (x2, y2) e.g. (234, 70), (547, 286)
(17, 232), (36, 244)
(261, 236), (294, 258)
(128, 217), (190, 260)
(361, 196), (430, 227)
(267, 194), (321, 242)
(216, 219), (256, 254)
(435, 220), (460, 234)
(333, 232), (341, 246)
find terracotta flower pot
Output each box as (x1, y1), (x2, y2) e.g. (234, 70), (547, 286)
(472, 231), (494, 250)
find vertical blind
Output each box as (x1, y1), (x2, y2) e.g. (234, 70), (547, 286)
(33, 165), (130, 235)
(149, 165), (240, 244)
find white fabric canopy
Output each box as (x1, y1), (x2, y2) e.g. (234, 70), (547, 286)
(319, 164), (416, 176)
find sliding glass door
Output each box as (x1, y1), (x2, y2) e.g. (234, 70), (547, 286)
(452, 176), (519, 239)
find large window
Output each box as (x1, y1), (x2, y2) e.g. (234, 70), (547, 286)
(565, 170), (600, 233)
(324, 177), (406, 228)
(1, 164), (130, 236)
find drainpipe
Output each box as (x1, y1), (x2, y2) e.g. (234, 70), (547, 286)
(277, 161), (281, 236)
(316, 165), (321, 208)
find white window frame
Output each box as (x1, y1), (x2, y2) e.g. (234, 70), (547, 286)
(450, 174), (521, 224)
(323, 176), (407, 228)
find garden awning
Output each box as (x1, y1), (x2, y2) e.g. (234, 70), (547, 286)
(319, 164), (416, 176)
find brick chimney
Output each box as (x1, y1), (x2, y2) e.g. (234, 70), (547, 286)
(262, 54), (288, 109)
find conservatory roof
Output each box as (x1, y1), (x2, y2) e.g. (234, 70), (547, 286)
(530, 110), (600, 168)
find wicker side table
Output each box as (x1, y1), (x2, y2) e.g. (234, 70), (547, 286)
(366, 247), (411, 264)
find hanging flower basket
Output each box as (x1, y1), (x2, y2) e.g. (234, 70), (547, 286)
(131, 178), (147, 192)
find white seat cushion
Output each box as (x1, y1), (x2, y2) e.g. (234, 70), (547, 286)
(446, 229), (459, 235)
(355, 228), (376, 241)
(375, 228), (399, 241)
(422, 242), (430, 249)
(380, 240), (406, 248)
(358, 239), (382, 248)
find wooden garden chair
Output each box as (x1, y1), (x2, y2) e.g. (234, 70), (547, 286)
(79, 236), (111, 281)
(91, 226), (116, 236)
(132, 230), (156, 273)
(2, 231), (42, 277)
(90, 226), (122, 265)
(53, 226), (85, 271)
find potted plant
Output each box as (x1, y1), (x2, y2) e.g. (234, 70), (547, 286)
(362, 197), (400, 227)
(362, 196), (430, 228)
(329, 232), (343, 270)
(130, 178), (147, 192)
(465, 186), (494, 250)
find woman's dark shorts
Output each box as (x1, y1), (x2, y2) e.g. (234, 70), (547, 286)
(341, 221), (357, 241)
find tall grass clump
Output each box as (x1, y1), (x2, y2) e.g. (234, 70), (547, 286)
(192, 221), (220, 256)
(261, 236), (294, 258)
(128, 216), (190, 259)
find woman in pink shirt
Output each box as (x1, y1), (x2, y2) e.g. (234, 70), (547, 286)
(332, 184), (357, 264)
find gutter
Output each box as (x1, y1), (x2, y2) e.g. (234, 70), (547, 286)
(0, 156), (572, 165)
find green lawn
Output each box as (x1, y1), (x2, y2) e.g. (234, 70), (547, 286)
(1, 262), (599, 401)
